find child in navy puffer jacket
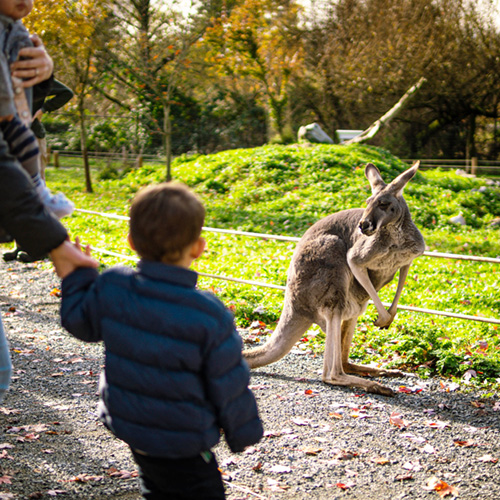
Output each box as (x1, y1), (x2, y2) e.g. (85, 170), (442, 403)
(59, 182), (263, 500)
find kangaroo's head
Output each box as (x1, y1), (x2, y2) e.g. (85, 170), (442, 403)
(358, 162), (420, 236)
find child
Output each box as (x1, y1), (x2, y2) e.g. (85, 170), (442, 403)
(58, 183), (263, 499)
(0, 0), (74, 220)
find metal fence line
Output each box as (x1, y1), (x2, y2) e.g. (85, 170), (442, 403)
(76, 208), (500, 264)
(89, 247), (500, 326)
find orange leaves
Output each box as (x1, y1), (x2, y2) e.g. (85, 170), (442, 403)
(423, 476), (459, 498)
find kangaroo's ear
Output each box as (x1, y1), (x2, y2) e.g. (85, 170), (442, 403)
(389, 161), (420, 197)
(365, 163), (386, 193)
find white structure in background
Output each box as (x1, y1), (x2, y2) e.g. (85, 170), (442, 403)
(298, 123), (363, 144)
(298, 123), (334, 144)
(336, 129), (363, 143)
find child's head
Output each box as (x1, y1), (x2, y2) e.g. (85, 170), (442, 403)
(0, 0), (33, 20)
(129, 182), (205, 265)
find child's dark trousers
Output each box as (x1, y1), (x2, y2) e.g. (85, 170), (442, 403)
(132, 450), (226, 500)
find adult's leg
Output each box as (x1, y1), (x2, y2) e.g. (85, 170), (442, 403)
(0, 316), (12, 403)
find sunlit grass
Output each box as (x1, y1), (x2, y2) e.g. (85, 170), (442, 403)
(36, 145), (500, 389)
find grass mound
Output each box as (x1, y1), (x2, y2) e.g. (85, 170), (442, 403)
(38, 144), (500, 389)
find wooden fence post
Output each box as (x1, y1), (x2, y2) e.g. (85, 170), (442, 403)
(53, 151), (59, 169)
(471, 157), (478, 176)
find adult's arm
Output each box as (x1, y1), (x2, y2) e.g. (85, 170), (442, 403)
(0, 140), (67, 258)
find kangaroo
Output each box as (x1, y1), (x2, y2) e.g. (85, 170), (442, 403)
(244, 162), (425, 397)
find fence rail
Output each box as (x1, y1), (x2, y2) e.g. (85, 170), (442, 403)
(48, 151), (500, 174)
(76, 209), (500, 325)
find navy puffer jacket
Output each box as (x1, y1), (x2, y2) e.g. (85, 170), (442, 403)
(61, 260), (263, 458)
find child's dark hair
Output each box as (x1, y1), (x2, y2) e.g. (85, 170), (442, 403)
(129, 182), (205, 263)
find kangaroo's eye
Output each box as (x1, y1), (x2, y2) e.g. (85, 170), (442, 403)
(378, 201), (390, 210)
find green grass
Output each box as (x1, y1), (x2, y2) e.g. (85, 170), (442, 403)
(26, 144), (500, 389)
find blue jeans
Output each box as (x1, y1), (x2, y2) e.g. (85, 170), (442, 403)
(0, 316), (12, 403)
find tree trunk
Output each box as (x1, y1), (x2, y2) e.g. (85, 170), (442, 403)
(345, 77), (427, 145)
(78, 100), (93, 193)
(164, 103), (172, 182)
(465, 114), (476, 167)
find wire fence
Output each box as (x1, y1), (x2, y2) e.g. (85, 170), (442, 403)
(49, 151), (500, 174)
(75, 208), (500, 326)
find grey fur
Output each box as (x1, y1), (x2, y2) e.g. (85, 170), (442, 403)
(244, 162), (425, 397)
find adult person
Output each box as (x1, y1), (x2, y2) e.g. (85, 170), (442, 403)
(0, 34), (98, 403)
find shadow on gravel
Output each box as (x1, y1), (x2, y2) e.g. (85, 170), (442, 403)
(252, 366), (500, 431)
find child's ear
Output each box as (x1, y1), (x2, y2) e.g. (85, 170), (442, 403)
(127, 233), (136, 251)
(190, 237), (206, 259)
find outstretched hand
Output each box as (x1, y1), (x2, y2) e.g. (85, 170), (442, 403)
(50, 238), (98, 279)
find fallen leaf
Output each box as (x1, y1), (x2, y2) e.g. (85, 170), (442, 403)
(423, 476), (459, 497)
(402, 460), (423, 472)
(329, 412), (343, 419)
(302, 447), (322, 456)
(395, 473), (413, 481)
(107, 467), (138, 479)
(336, 481), (355, 490)
(268, 465), (292, 474)
(440, 381), (460, 392)
(390, 411), (409, 428)
(0, 475), (12, 484)
(0, 408), (20, 415)
(421, 443), (437, 454)
(478, 454), (498, 463)
(333, 449), (358, 460)
(425, 420), (450, 429)
(46, 491), (68, 496)
(291, 418), (311, 426)
(64, 474), (104, 483)
(453, 440), (476, 447)
(0, 450), (13, 460)
(266, 478), (289, 491)
(372, 456), (390, 465)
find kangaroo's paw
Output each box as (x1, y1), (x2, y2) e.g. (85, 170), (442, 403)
(344, 362), (404, 378)
(322, 373), (395, 397)
(373, 312), (395, 329)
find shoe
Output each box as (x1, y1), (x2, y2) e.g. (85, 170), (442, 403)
(38, 186), (75, 219)
(3, 248), (20, 261)
(18, 251), (46, 263)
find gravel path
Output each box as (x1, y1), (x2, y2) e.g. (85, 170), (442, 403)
(0, 255), (499, 499)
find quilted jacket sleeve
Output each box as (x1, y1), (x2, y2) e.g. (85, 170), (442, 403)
(61, 267), (103, 343)
(0, 139), (67, 258)
(203, 312), (263, 453)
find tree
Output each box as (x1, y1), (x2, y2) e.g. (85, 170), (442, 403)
(299, 0), (500, 158)
(97, 0), (220, 181)
(206, 0), (304, 142)
(26, 0), (113, 193)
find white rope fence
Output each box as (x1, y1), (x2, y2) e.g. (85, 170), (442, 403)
(78, 209), (500, 325)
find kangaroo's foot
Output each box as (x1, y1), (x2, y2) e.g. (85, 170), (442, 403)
(343, 362), (404, 378)
(322, 373), (395, 397)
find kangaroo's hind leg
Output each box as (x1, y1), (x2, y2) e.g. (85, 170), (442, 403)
(243, 297), (312, 369)
(340, 317), (404, 378)
(321, 310), (395, 397)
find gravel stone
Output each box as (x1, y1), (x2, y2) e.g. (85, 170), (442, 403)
(0, 256), (499, 499)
